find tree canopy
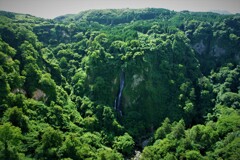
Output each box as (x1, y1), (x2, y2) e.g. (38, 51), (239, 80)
(0, 8), (239, 159)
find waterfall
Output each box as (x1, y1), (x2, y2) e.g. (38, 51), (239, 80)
(114, 72), (125, 116)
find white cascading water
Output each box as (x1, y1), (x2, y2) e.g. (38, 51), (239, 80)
(114, 72), (125, 116)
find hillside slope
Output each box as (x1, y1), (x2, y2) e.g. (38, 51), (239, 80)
(0, 8), (239, 159)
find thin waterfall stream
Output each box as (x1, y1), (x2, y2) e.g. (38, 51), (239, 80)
(114, 72), (125, 116)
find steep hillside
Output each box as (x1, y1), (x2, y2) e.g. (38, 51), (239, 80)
(0, 8), (239, 159)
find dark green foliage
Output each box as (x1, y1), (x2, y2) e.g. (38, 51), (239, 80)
(35, 127), (63, 159)
(0, 8), (239, 159)
(38, 73), (57, 103)
(154, 118), (171, 140)
(2, 106), (29, 133)
(141, 65), (240, 159)
(113, 133), (135, 156)
(0, 123), (24, 159)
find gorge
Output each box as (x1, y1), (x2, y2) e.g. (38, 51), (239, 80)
(0, 8), (239, 159)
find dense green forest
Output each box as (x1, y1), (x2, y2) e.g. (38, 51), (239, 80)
(0, 8), (240, 159)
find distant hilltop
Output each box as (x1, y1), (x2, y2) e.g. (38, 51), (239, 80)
(54, 8), (235, 26)
(209, 10), (233, 15)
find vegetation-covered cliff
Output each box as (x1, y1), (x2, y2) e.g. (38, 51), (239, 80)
(0, 8), (239, 159)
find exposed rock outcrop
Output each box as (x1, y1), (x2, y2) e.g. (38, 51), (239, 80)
(193, 40), (206, 55)
(32, 89), (47, 101)
(131, 74), (144, 89)
(212, 45), (226, 57)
